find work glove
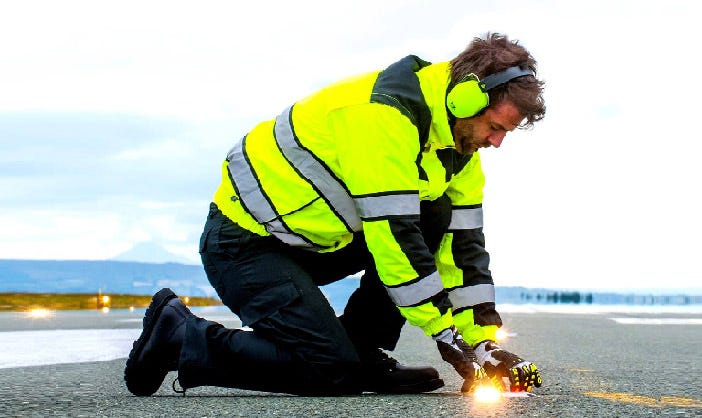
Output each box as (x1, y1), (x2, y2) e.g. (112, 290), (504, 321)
(474, 340), (542, 392)
(434, 327), (488, 392)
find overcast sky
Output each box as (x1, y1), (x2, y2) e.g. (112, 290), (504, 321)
(2, 0), (701, 292)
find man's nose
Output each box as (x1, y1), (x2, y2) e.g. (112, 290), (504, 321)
(487, 132), (506, 148)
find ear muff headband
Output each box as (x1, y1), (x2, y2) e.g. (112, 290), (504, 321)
(446, 66), (533, 118)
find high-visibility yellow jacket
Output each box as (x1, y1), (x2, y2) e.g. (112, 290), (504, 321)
(214, 56), (501, 345)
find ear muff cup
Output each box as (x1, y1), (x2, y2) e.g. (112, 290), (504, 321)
(446, 66), (533, 119)
(446, 74), (488, 118)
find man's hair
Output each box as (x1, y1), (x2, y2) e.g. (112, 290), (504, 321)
(450, 32), (546, 128)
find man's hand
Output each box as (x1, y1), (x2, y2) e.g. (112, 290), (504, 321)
(434, 327), (488, 392)
(474, 340), (542, 392)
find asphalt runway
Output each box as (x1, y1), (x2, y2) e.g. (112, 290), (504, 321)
(1, 307), (700, 417)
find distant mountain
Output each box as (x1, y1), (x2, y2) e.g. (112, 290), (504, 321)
(111, 241), (198, 265)
(0, 259), (213, 297)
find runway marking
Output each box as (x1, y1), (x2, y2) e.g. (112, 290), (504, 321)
(584, 391), (702, 408)
(660, 396), (702, 408)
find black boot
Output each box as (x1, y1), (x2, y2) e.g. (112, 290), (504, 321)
(124, 288), (192, 396)
(360, 349), (444, 394)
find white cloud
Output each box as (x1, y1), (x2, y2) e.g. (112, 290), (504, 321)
(0, 209), (123, 260)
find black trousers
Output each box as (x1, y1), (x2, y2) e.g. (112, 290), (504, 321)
(179, 197), (451, 395)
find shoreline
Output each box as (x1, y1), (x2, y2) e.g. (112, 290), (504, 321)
(0, 292), (222, 312)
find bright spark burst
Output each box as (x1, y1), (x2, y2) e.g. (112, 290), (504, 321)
(473, 385), (502, 403)
(495, 328), (518, 342)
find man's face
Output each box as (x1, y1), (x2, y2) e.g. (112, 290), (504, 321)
(452, 100), (525, 156)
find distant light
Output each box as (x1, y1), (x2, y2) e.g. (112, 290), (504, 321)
(26, 308), (55, 319)
(183, 297), (190, 304)
(101, 307), (110, 314)
(473, 384), (502, 403)
(102, 295), (110, 304)
(129, 306), (135, 312)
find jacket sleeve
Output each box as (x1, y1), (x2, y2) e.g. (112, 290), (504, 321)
(436, 152), (503, 346)
(331, 103), (454, 336)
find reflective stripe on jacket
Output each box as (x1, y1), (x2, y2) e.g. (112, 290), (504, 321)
(213, 55), (500, 340)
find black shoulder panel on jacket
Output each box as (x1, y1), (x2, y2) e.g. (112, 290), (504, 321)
(371, 55), (433, 147)
(435, 148), (473, 182)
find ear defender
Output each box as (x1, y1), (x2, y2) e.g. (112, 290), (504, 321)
(446, 66), (534, 118)
(446, 74), (488, 119)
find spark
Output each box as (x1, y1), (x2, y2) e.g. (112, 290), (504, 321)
(473, 384), (502, 403)
(495, 328), (518, 342)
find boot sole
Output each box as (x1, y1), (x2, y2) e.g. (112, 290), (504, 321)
(369, 377), (445, 394)
(124, 288), (178, 396)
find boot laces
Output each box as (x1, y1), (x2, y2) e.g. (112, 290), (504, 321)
(366, 349), (399, 368)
